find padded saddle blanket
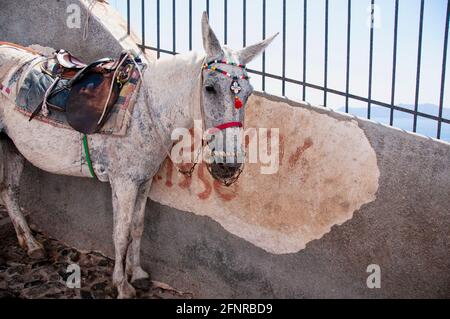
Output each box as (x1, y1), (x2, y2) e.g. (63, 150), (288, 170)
(1, 54), (142, 136)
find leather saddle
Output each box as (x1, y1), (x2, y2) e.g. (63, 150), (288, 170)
(56, 50), (87, 69)
(35, 49), (137, 134)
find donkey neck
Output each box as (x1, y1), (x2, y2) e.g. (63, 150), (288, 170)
(145, 51), (205, 138)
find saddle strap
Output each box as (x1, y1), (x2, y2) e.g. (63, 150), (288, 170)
(82, 134), (97, 179)
(41, 76), (60, 116)
(67, 58), (113, 87)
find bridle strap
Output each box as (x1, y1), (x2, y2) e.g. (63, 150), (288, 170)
(178, 56), (208, 177)
(203, 59), (249, 80)
(136, 55), (245, 182)
(208, 121), (243, 135)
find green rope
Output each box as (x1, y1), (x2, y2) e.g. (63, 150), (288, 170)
(82, 134), (96, 179)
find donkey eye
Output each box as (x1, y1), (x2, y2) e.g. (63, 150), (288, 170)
(205, 85), (216, 93)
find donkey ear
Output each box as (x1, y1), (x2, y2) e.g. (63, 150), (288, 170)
(237, 33), (279, 65)
(202, 12), (223, 57)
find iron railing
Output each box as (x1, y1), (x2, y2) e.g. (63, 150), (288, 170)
(122, 0), (450, 141)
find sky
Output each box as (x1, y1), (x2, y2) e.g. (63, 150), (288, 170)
(109, 0), (450, 140)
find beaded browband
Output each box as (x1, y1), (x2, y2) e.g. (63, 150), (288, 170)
(203, 60), (249, 80)
(203, 59), (250, 109)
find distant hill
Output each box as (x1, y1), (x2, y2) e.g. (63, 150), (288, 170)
(336, 104), (450, 142)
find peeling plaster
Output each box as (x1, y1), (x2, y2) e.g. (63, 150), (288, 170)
(150, 94), (380, 254)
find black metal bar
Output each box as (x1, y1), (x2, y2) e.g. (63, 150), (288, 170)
(243, 67), (450, 125)
(244, 66), (450, 124)
(262, 0), (266, 91)
(207, 0), (210, 16)
(157, 0), (160, 58)
(224, 0), (228, 45)
(368, 0), (375, 119)
(173, 0), (176, 54)
(390, 0), (399, 126)
(282, 0), (287, 96)
(143, 46), (178, 56)
(303, 0), (307, 101)
(243, 0), (247, 47)
(324, 0), (329, 106)
(189, 0), (193, 51)
(414, 0), (425, 132)
(141, 0), (145, 52)
(134, 1), (450, 140)
(127, 0), (130, 35)
(139, 43), (450, 126)
(438, 0), (450, 139)
(345, 0), (351, 113)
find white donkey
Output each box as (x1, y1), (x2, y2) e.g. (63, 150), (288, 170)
(0, 13), (276, 298)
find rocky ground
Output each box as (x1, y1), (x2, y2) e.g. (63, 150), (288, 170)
(0, 207), (192, 299)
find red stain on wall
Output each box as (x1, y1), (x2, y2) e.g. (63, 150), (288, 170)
(213, 180), (238, 202)
(279, 134), (286, 165)
(155, 160), (238, 201)
(178, 164), (193, 189)
(165, 160), (173, 188)
(197, 164), (212, 200)
(289, 138), (313, 168)
(244, 129), (257, 149)
(154, 129), (291, 201)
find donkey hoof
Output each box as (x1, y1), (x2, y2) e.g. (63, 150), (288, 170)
(131, 267), (151, 291)
(117, 280), (136, 299)
(131, 267), (150, 283)
(27, 247), (46, 260)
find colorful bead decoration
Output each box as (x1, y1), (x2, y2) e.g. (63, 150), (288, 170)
(203, 59), (249, 109)
(203, 64), (250, 80)
(205, 60), (246, 69)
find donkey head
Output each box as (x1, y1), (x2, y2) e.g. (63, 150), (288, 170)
(201, 12), (277, 185)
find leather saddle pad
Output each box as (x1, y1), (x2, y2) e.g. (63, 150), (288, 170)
(66, 70), (120, 134)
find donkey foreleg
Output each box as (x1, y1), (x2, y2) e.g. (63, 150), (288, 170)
(111, 178), (139, 299)
(0, 138), (44, 259)
(1, 187), (45, 259)
(126, 180), (152, 283)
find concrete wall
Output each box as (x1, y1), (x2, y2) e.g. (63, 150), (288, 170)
(0, 0), (154, 62)
(2, 0), (450, 298)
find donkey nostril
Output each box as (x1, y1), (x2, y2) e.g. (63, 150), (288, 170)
(211, 162), (242, 180)
(205, 85), (216, 93)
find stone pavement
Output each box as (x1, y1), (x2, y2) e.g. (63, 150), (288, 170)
(0, 209), (192, 299)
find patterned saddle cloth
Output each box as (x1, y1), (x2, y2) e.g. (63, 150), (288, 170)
(0, 44), (144, 136)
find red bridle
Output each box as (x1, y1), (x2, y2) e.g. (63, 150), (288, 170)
(207, 121), (243, 135)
